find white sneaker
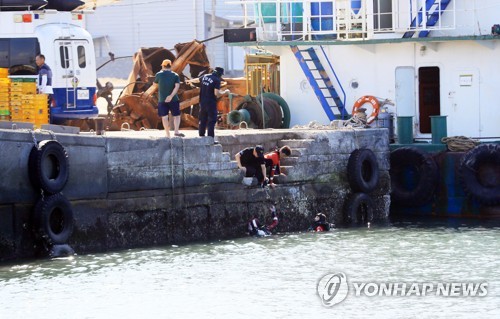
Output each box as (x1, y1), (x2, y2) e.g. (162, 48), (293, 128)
(242, 177), (254, 186)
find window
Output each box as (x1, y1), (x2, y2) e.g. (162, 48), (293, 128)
(0, 38), (39, 74)
(77, 45), (86, 68)
(59, 45), (69, 69)
(373, 0), (393, 31)
(0, 40), (8, 68)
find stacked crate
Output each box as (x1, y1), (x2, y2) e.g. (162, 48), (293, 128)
(9, 79), (29, 122)
(34, 94), (49, 127)
(0, 70), (50, 127)
(0, 68), (10, 121)
(10, 78), (49, 128)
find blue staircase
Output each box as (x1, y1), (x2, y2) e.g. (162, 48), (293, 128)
(403, 0), (451, 38)
(290, 45), (348, 120)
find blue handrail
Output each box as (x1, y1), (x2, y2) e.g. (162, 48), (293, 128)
(319, 45), (347, 115)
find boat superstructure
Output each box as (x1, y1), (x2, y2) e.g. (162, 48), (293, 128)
(226, 0), (500, 218)
(230, 0), (500, 140)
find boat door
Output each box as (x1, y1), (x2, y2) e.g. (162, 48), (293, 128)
(54, 39), (90, 109)
(395, 67), (416, 117)
(448, 69), (480, 137)
(417, 67), (441, 134)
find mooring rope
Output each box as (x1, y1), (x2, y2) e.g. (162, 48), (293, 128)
(343, 112), (367, 128)
(441, 136), (480, 152)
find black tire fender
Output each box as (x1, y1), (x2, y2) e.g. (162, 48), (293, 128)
(347, 148), (380, 193)
(49, 244), (75, 258)
(28, 140), (69, 194)
(389, 147), (438, 206)
(459, 144), (500, 206)
(344, 192), (374, 226)
(33, 193), (74, 245)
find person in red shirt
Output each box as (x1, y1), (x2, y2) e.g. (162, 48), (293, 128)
(264, 146), (291, 188)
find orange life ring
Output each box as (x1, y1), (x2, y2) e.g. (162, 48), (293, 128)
(352, 95), (380, 124)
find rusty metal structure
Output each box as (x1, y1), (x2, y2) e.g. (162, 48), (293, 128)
(99, 40), (287, 132)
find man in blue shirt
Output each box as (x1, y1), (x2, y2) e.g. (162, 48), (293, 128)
(146, 59), (183, 138)
(198, 67), (230, 142)
(35, 54), (53, 105)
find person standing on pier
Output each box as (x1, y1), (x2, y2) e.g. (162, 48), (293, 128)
(235, 145), (267, 188)
(35, 54), (53, 106)
(198, 67), (230, 143)
(145, 59), (184, 138)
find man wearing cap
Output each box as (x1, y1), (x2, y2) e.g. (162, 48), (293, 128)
(146, 59), (184, 138)
(198, 67), (230, 142)
(234, 145), (267, 188)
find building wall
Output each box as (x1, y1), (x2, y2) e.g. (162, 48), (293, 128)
(87, 0), (246, 77)
(87, 0), (203, 57)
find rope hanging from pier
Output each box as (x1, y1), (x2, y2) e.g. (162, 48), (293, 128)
(441, 136), (480, 152)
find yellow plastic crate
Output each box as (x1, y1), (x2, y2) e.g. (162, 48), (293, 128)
(34, 94), (48, 101)
(22, 89), (36, 94)
(23, 109), (35, 117)
(34, 117), (48, 126)
(36, 106), (48, 114)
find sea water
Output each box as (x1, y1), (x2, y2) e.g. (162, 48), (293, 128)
(0, 219), (499, 319)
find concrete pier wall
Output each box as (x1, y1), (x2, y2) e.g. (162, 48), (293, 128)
(0, 128), (390, 262)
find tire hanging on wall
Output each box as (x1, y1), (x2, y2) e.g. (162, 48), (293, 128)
(347, 148), (380, 193)
(33, 193), (74, 245)
(28, 140), (69, 194)
(344, 193), (374, 226)
(389, 147), (438, 207)
(459, 143), (500, 206)
(49, 244), (75, 258)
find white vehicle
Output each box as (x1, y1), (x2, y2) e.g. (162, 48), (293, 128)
(0, 6), (99, 124)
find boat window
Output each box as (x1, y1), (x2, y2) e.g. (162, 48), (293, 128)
(77, 45), (86, 68)
(373, 0), (393, 31)
(0, 40), (8, 68)
(59, 45), (70, 69)
(0, 38), (39, 75)
(10, 38), (37, 67)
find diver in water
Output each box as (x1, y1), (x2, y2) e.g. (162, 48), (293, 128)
(312, 213), (331, 232)
(265, 205), (279, 233)
(247, 214), (262, 236)
(248, 205), (280, 237)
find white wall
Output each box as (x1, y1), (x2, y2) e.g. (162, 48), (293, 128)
(87, 0), (204, 57)
(87, 0), (246, 76)
(271, 39), (500, 138)
(203, 0), (247, 75)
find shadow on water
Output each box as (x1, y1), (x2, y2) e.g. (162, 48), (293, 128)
(389, 215), (500, 230)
